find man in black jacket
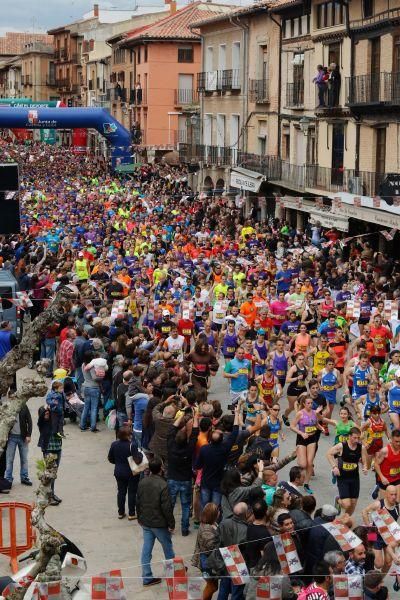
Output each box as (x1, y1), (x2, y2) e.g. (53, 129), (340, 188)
(5, 406), (33, 487)
(167, 409), (199, 536)
(136, 457), (175, 588)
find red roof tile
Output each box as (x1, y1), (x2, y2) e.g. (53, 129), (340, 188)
(0, 32), (53, 56)
(124, 1), (235, 42)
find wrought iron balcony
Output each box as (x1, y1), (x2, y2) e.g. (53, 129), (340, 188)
(285, 81), (304, 108)
(174, 88), (199, 106)
(249, 79), (269, 103)
(346, 72), (400, 107)
(129, 87), (147, 105)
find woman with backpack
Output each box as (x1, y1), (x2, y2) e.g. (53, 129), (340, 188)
(80, 350), (108, 432)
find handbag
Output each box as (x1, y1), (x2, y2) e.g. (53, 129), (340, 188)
(127, 445), (148, 475)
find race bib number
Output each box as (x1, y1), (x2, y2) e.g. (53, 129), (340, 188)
(372, 432), (383, 438)
(226, 347), (236, 353)
(342, 462), (357, 471)
(270, 433), (279, 439)
(195, 364), (207, 373)
(305, 426), (316, 434)
(338, 435), (348, 443)
(238, 368), (248, 375)
(182, 329), (191, 335)
(276, 370), (285, 376)
(390, 466), (400, 476)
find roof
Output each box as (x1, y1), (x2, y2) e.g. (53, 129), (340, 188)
(0, 32), (53, 56)
(269, 0), (303, 11)
(194, 0), (273, 27)
(123, 2), (235, 43)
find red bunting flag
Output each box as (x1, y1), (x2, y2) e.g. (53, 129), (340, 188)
(164, 557), (188, 600)
(333, 197), (342, 210)
(272, 533), (302, 575)
(322, 521), (362, 551)
(31, 581), (62, 600)
(219, 545), (250, 585)
(380, 228), (397, 241)
(371, 508), (400, 546)
(256, 576), (283, 599)
(333, 574), (363, 599)
(353, 197), (361, 207)
(91, 570), (124, 600)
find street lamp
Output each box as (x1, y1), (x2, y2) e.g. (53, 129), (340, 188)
(299, 116), (311, 136)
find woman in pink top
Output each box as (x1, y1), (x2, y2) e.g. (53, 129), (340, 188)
(319, 290), (335, 320)
(268, 291), (289, 334)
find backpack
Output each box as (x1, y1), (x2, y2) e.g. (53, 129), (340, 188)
(297, 584), (328, 600)
(91, 365), (106, 381)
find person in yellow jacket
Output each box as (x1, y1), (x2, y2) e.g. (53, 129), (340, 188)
(74, 252), (89, 282)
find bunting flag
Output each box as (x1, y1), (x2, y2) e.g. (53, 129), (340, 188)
(321, 521), (362, 551)
(2, 575), (34, 598)
(353, 197), (362, 207)
(380, 227), (397, 242)
(373, 196), (381, 208)
(333, 574), (363, 599)
(393, 196), (400, 207)
(219, 545), (250, 585)
(295, 197), (302, 209)
(384, 299), (398, 321)
(272, 533), (302, 575)
(31, 581), (62, 600)
(164, 557), (188, 600)
(256, 576), (283, 599)
(315, 197), (323, 209)
(91, 570), (125, 600)
(276, 196), (284, 209)
(371, 508), (400, 546)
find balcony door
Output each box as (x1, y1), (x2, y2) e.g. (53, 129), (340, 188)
(370, 37), (380, 102)
(331, 123), (344, 186)
(376, 128), (386, 175)
(178, 74), (193, 104)
(393, 35), (400, 103)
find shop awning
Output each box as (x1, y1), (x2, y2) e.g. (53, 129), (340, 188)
(230, 167), (266, 193)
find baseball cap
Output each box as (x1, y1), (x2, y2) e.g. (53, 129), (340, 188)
(257, 328), (266, 335)
(321, 504), (338, 518)
(78, 251), (84, 257)
(162, 309), (170, 317)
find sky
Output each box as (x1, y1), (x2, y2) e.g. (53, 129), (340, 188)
(1, 0), (244, 36)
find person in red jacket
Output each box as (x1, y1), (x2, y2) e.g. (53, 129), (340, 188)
(178, 310), (195, 353)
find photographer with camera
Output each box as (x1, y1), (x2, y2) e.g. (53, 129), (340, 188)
(167, 406), (199, 536)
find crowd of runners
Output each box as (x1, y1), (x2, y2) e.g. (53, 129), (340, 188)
(1, 141), (400, 598)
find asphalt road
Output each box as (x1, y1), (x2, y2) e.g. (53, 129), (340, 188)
(0, 366), (382, 598)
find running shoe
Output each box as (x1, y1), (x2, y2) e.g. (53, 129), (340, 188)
(303, 484), (313, 494)
(371, 484), (379, 500)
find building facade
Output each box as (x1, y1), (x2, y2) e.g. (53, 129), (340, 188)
(180, 0), (400, 240)
(20, 42), (58, 102)
(108, 1), (232, 160)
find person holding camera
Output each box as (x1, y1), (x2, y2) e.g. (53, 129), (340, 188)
(167, 407), (199, 536)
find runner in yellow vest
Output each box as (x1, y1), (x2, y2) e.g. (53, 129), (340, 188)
(74, 253), (89, 282)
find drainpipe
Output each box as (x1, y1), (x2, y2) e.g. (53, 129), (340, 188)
(230, 15), (249, 153)
(269, 12), (282, 159)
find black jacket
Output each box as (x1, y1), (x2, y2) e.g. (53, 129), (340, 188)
(18, 406), (32, 439)
(167, 425), (199, 481)
(136, 474), (175, 529)
(108, 439), (142, 479)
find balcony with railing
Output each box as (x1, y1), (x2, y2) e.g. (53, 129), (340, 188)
(129, 87), (147, 106)
(249, 79), (269, 103)
(111, 87), (127, 102)
(55, 78), (70, 89)
(60, 47), (68, 60)
(346, 72), (400, 108)
(46, 75), (56, 86)
(285, 81), (304, 108)
(71, 53), (81, 64)
(21, 75), (32, 86)
(350, 5), (400, 30)
(197, 69), (241, 92)
(174, 88), (199, 106)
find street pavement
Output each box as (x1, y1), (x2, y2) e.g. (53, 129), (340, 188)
(0, 366), (380, 598)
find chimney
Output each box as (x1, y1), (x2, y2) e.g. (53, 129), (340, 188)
(170, 0), (177, 14)
(93, 4), (99, 17)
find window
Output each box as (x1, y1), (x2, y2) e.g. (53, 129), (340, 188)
(137, 48), (141, 64)
(114, 48), (125, 65)
(317, 2), (344, 29)
(376, 128), (386, 174)
(178, 46), (193, 63)
(363, 0), (374, 18)
(283, 132), (290, 160)
(144, 46), (148, 62)
(259, 137), (266, 156)
(130, 50), (134, 64)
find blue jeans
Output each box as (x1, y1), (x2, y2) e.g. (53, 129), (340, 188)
(117, 411), (128, 428)
(217, 578), (245, 600)
(80, 386), (100, 431)
(141, 526), (174, 583)
(5, 434), (29, 482)
(40, 338), (56, 376)
(200, 486), (222, 511)
(167, 479), (192, 532)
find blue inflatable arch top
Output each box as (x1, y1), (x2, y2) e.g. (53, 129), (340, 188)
(0, 107), (131, 167)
